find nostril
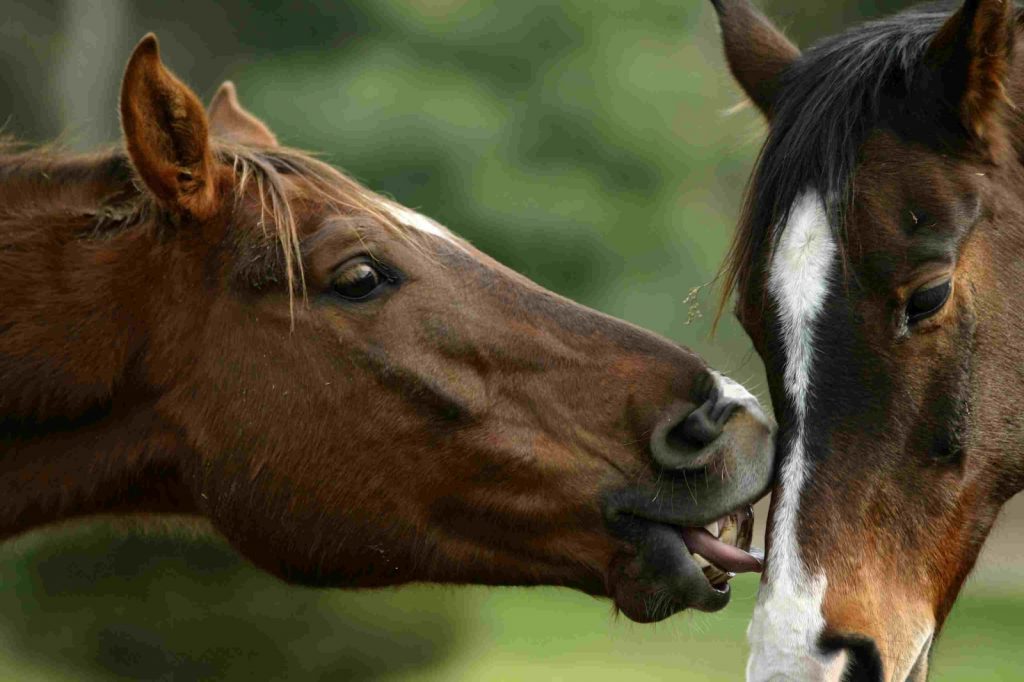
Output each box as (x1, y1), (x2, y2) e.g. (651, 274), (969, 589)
(651, 398), (726, 471)
(675, 376), (746, 449)
(710, 397), (741, 426)
(650, 372), (757, 471)
(671, 400), (723, 448)
(819, 634), (883, 682)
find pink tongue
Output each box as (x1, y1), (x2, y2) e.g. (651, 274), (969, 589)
(679, 527), (764, 574)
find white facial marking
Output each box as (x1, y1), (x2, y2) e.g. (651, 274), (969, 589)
(767, 192), (837, 420)
(718, 372), (755, 403)
(715, 371), (767, 421)
(380, 200), (457, 243)
(747, 192), (843, 682)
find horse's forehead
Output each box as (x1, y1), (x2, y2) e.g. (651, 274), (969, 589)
(850, 131), (981, 251)
(286, 195), (454, 244)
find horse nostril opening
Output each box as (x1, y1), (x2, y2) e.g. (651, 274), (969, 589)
(671, 401), (723, 448)
(710, 397), (741, 425)
(820, 633), (884, 682)
(652, 398), (731, 471)
(650, 372), (762, 472)
(844, 643), (883, 682)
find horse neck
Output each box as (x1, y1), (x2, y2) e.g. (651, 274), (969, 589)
(0, 403), (197, 539)
(0, 152), (200, 538)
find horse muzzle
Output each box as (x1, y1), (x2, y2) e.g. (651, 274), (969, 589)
(602, 371), (775, 621)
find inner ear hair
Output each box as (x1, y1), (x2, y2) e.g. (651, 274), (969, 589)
(119, 33), (220, 220)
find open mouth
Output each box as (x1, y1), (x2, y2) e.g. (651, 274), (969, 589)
(680, 505), (764, 590)
(605, 501), (765, 621)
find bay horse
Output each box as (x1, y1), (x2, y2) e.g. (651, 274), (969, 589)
(710, 0), (1024, 679)
(0, 35), (773, 625)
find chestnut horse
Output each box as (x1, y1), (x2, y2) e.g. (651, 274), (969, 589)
(711, 0), (1024, 679)
(0, 35), (773, 625)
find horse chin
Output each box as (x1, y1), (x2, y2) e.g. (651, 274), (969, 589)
(607, 506), (762, 622)
(608, 523), (730, 622)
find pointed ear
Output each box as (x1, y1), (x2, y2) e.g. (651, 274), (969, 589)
(209, 81), (279, 147)
(926, 0), (1016, 142)
(709, 0), (800, 119)
(120, 34), (220, 220)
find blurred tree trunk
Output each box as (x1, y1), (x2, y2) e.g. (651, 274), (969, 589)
(55, 0), (128, 149)
(0, 1), (62, 142)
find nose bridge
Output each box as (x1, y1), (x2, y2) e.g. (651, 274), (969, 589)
(485, 271), (729, 444)
(499, 279), (720, 421)
(749, 453), (938, 682)
(505, 273), (716, 389)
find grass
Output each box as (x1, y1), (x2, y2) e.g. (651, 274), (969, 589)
(0, 525), (1018, 681)
(391, 577), (1024, 681)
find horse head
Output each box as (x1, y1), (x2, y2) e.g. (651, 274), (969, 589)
(712, 0), (1024, 678)
(0, 34), (774, 623)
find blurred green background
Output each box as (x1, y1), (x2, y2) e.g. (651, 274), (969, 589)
(2, 0), (1022, 680)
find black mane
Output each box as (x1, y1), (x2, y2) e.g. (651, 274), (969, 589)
(722, 1), (1017, 306)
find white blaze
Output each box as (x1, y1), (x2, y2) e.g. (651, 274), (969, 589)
(746, 192), (845, 681)
(380, 199), (458, 243)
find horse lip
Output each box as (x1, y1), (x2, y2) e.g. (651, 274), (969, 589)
(600, 480), (768, 621)
(602, 453), (773, 529)
(606, 517), (732, 622)
(602, 481), (768, 535)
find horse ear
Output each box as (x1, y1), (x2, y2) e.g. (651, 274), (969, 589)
(120, 34), (220, 220)
(709, 0), (800, 119)
(209, 81), (279, 147)
(926, 0), (1016, 142)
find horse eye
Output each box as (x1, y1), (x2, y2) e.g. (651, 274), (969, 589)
(333, 261), (389, 301)
(906, 279), (952, 324)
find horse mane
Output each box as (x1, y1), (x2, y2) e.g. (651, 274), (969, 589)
(716, 1), (1024, 319)
(0, 136), (420, 317)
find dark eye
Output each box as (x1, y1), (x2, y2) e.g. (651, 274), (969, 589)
(332, 260), (392, 301)
(906, 279), (952, 323)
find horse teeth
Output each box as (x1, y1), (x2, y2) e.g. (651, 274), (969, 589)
(694, 553), (731, 585)
(703, 564), (724, 578)
(718, 513), (738, 546)
(703, 565), (729, 584)
(736, 505), (755, 552)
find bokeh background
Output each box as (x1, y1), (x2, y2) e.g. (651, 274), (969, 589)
(2, 0), (1022, 679)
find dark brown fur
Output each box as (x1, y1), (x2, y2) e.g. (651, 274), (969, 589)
(712, 0), (1024, 678)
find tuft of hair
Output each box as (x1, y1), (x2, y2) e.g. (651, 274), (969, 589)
(217, 143), (433, 323)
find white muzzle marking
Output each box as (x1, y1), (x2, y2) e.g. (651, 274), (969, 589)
(746, 192), (843, 681)
(716, 371), (767, 420)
